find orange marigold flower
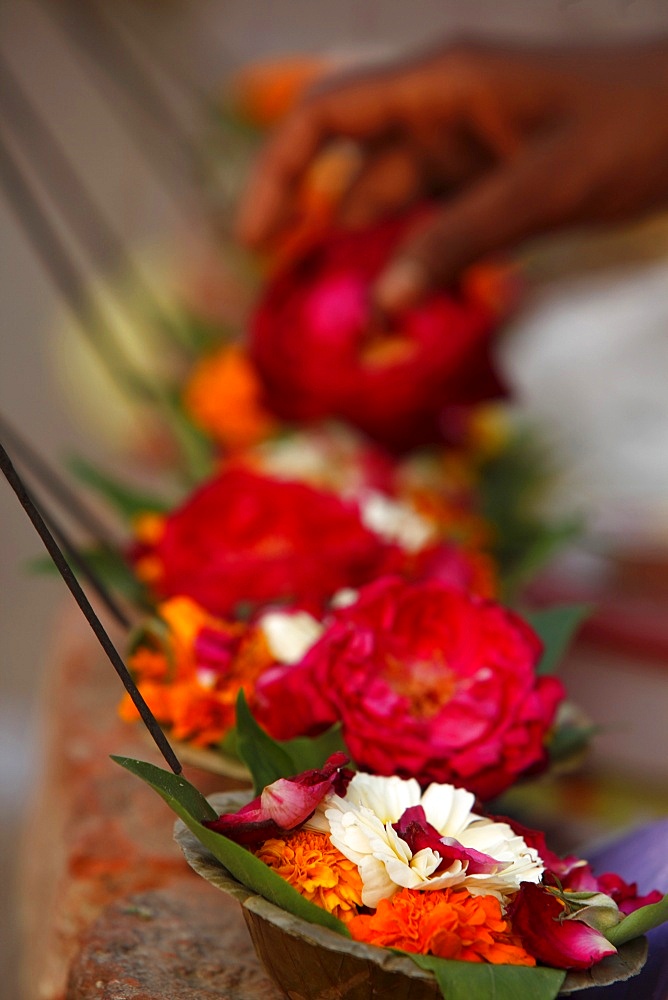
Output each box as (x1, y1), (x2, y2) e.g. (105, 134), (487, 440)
(132, 512), (166, 546)
(119, 596), (276, 746)
(133, 554), (164, 585)
(255, 830), (363, 924)
(230, 55), (329, 127)
(348, 887), (536, 966)
(169, 684), (236, 747)
(127, 647), (170, 683)
(118, 681), (174, 727)
(183, 344), (277, 451)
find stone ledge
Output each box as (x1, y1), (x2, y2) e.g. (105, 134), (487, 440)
(18, 609), (272, 1000)
(66, 880), (281, 1000)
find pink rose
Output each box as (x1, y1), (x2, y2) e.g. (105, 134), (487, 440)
(250, 209), (504, 451)
(255, 576), (564, 798)
(508, 883), (617, 970)
(204, 752), (351, 845)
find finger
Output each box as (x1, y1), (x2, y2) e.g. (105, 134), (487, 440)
(237, 68), (413, 246)
(374, 128), (586, 311)
(338, 144), (423, 228)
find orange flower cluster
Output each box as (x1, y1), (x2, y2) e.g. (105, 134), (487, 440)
(119, 596), (274, 746)
(348, 887), (536, 966)
(184, 344), (277, 451)
(255, 829), (364, 924)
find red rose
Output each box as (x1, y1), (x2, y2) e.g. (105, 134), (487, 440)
(136, 467), (392, 617)
(250, 209), (504, 451)
(255, 576), (564, 798)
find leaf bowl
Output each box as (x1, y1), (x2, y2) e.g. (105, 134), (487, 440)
(174, 792), (648, 1000)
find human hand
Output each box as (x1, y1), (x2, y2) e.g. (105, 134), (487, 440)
(237, 41), (668, 310)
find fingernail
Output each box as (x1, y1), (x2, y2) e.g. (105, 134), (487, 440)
(375, 258), (425, 312)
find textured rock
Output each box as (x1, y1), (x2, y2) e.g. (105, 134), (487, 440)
(66, 880), (282, 1000)
(19, 610), (251, 1000)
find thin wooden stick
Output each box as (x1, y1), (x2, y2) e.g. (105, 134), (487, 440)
(0, 412), (119, 549)
(0, 414), (131, 627)
(0, 439), (181, 774)
(34, 495), (132, 630)
(0, 125), (157, 402)
(34, 0), (193, 199)
(0, 55), (184, 340)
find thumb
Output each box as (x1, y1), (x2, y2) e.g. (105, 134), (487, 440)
(374, 129), (582, 311)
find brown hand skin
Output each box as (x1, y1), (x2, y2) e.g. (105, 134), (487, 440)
(237, 41), (668, 311)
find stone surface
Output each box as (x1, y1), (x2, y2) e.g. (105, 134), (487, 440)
(18, 611), (254, 1000)
(66, 880), (282, 1000)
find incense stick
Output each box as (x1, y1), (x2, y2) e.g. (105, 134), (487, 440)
(0, 126), (158, 403)
(0, 438), (181, 773)
(0, 413), (119, 550)
(33, 497), (131, 630)
(34, 0), (192, 201)
(0, 55), (185, 343)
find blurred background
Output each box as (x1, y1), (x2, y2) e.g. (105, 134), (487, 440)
(3, 2), (668, 996)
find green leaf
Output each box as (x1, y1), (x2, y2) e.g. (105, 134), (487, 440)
(281, 725), (348, 772)
(112, 755), (218, 821)
(235, 690), (297, 794)
(408, 953), (565, 1000)
(607, 892), (668, 947)
(29, 545), (149, 607)
(112, 755), (349, 937)
(525, 604), (590, 675)
(498, 521), (582, 602)
(548, 723), (598, 765)
(69, 456), (173, 520)
(160, 392), (215, 485)
(476, 425), (583, 597)
(218, 727), (241, 760)
(234, 693), (350, 792)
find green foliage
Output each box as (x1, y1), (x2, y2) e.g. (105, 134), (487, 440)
(112, 755), (349, 937)
(280, 726), (348, 772)
(548, 722), (598, 766)
(477, 428), (582, 601)
(234, 690), (348, 794)
(525, 604), (590, 676)
(30, 544), (150, 608)
(235, 690), (297, 793)
(607, 893), (668, 947)
(409, 952), (565, 1000)
(68, 456), (173, 520)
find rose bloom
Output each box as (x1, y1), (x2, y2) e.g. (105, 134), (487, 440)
(255, 576), (564, 799)
(133, 467), (394, 617)
(250, 209), (504, 452)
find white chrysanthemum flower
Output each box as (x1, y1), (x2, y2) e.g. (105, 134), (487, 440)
(315, 773), (543, 908)
(358, 490), (436, 552)
(258, 610), (323, 664)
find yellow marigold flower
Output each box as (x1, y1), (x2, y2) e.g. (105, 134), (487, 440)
(256, 830), (364, 924)
(349, 887), (535, 966)
(183, 345), (277, 451)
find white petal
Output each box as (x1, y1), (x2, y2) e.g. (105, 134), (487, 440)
(420, 783), (477, 836)
(258, 610), (323, 664)
(346, 773), (421, 823)
(358, 856), (399, 908)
